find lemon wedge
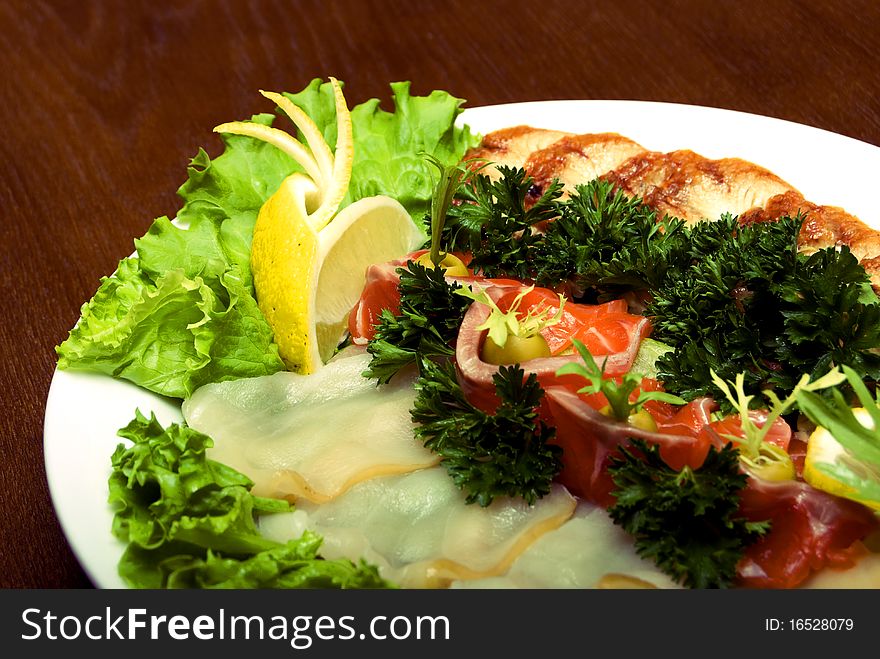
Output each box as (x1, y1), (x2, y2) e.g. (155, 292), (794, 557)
(214, 78), (423, 373)
(804, 408), (880, 510)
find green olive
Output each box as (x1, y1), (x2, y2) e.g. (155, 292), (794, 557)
(482, 333), (551, 365)
(413, 251), (469, 276)
(746, 455), (795, 482)
(744, 442), (795, 482)
(627, 409), (658, 432)
(597, 405), (658, 431)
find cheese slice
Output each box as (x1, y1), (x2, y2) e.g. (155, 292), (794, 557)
(260, 467), (577, 588)
(182, 351), (438, 502)
(451, 503), (679, 589)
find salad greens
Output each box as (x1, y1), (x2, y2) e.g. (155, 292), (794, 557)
(411, 359), (562, 506)
(56, 79), (479, 398)
(55, 260), (283, 399)
(440, 169), (880, 407)
(287, 80), (481, 220)
(607, 439), (770, 589)
(364, 260), (472, 383)
(110, 411), (392, 589)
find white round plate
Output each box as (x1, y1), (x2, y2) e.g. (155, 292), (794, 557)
(43, 100), (880, 588)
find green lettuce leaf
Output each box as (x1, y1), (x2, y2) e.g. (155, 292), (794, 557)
(110, 411), (393, 589)
(119, 535), (390, 589)
(57, 79), (478, 398)
(57, 260), (283, 399)
(284, 79), (481, 220)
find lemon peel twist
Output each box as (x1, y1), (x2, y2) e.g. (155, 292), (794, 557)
(214, 78), (422, 373)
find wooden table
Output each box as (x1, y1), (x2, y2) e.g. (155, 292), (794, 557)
(1, 0), (878, 588)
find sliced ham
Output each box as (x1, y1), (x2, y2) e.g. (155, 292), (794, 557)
(348, 259), (406, 344)
(544, 386), (713, 506)
(737, 478), (879, 588)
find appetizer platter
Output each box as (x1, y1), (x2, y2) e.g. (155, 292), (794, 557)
(45, 78), (880, 589)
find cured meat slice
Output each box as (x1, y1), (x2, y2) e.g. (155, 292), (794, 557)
(738, 478), (879, 588)
(455, 285), (650, 413)
(544, 386), (712, 505)
(348, 259), (404, 344)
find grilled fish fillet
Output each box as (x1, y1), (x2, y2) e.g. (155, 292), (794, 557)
(603, 149), (796, 225)
(465, 126), (570, 180)
(740, 190), (880, 284)
(525, 133), (648, 199)
(465, 128), (880, 286)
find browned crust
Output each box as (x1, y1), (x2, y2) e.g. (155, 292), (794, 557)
(464, 126), (570, 179)
(525, 132), (647, 197)
(603, 149), (795, 223)
(741, 190), (880, 287)
(470, 126), (880, 288)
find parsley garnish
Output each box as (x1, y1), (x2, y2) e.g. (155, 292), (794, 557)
(773, 246), (880, 388)
(411, 358), (562, 507)
(652, 219), (880, 404)
(444, 166), (563, 279)
(363, 260), (471, 384)
(437, 166), (880, 405)
(608, 439), (770, 588)
(535, 180), (687, 297)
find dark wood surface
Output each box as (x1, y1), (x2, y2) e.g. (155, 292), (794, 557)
(1, 0), (878, 588)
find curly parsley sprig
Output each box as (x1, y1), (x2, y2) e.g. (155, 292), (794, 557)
(411, 358), (562, 507)
(608, 440), (770, 589)
(363, 261), (471, 384)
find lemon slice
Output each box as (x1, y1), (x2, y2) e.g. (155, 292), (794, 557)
(216, 78), (424, 373)
(804, 407), (880, 510)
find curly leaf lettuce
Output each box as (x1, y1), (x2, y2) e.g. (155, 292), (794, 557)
(285, 79), (481, 219)
(57, 80), (478, 398)
(56, 260), (282, 399)
(110, 411), (392, 589)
